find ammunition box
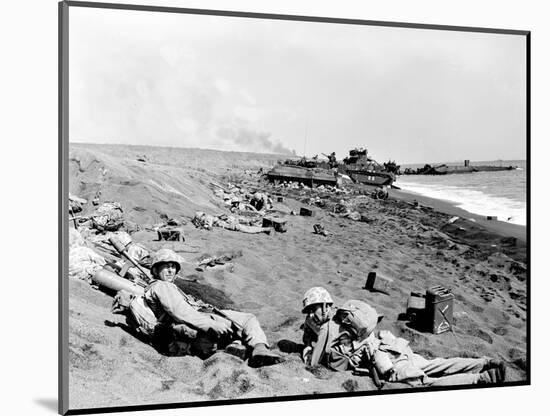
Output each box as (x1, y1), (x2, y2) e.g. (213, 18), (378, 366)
(300, 207), (314, 216)
(263, 216), (287, 233)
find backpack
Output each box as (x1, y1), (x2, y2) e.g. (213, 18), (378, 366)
(92, 202), (125, 231)
(112, 290), (158, 338)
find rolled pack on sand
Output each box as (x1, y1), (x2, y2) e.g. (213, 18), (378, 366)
(92, 269), (145, 296)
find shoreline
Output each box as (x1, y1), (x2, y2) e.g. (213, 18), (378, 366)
(390, 188), (527, 243)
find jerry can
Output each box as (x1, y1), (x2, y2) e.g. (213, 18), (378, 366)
(426, 285), (454, 334)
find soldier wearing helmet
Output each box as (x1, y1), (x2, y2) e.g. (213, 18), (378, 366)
(150, 248), (181, 281)
(302, 287), (334, 326)
(300, 287), (340, 367)
(144, 248), (284, 367)
(299, 287), (507, 386)
(250, 192), (272, 211)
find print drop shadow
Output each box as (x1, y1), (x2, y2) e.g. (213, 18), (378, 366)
(33, 398), (58, 412)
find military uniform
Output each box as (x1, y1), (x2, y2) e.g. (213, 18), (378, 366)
(300, 288), (505, 385)
(144, 279), (268, 356)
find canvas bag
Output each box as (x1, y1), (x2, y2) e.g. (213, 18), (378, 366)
(92, 202), (124, 231)
(112, 290), (159, 337)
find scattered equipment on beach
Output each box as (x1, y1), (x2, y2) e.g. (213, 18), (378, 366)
(363, 272), (394, 293)
(92, 268), (145, 296)
(313, 223), (328, 236)
(262, 215), (288, 233)
(364, 272), (377, 291)
(404, 286), (455, 335)
(426, 286), (455, 335)
(157, 226), (185, 242)
(108, 236), (152, 283)
(406, 292), (426, 324)
(300, 207), (315, 216)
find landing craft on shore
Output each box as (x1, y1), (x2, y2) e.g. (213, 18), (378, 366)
(403, 160), (517, 175)
(265, 148), (397, 188)
(338, 148), (396, 187)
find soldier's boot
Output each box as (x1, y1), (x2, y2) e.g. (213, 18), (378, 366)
(482, 358), (506, 372)
(248, 343), (285, 368)
(478, 361), (506, 385)
(225, 341), (248, 361)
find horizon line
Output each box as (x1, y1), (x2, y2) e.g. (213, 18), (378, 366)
(69, 141), (526, 165)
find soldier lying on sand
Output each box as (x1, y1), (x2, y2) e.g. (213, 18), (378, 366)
(193, 211), (271, 234)
(131, 248), (284, 367)
(299, 287), (506, 386)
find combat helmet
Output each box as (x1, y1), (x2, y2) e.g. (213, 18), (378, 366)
(151, 248), (182, 277)
(334, 300), (383, 338)
(302, 287), (334, 313)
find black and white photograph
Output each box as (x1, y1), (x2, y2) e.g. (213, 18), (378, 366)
(60, 1), (528, 413)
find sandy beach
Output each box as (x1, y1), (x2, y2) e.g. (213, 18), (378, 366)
(67, 143), (527, 411)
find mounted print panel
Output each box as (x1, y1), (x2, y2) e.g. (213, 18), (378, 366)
(59, 1), (529, 414)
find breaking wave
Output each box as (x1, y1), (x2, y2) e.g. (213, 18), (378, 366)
(395, 181), (526, 226)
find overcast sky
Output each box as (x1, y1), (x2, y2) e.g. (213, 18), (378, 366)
(69, 6), (526, 164)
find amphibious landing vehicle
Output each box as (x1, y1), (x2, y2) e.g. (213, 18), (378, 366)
(339, 148), (396, 187)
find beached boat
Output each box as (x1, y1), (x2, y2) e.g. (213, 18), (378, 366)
(403, 160), (517, 175)
(339, 148), (395, 187)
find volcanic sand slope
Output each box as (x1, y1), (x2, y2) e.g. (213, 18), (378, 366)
(68, 143), (527, 410)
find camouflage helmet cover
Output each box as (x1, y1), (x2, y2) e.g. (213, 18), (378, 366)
(151, 248), (182, 276)
(302, 287), (334, 313)
(335, 300), (383, 338)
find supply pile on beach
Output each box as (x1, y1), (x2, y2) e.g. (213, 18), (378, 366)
(67, 143), (527, 409)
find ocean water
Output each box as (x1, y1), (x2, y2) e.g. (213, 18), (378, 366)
(395, 160), (527, 226)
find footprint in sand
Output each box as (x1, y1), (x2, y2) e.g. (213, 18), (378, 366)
(468, 303), (485, 314)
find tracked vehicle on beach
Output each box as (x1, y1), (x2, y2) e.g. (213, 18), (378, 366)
(339, 148), (396, 187)
(265, 163), (340, 187)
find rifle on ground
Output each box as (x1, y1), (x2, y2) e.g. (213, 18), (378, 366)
(349, 339), (386, 389)
(108, 237), (152, 285)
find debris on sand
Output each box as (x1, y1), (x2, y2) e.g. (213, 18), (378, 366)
(156, 226), (185, 242)
(91, 202), (125, 232)
(313, 223), (328, 237)
(196, 251), (242, 272)
(192, 212), (271, 234)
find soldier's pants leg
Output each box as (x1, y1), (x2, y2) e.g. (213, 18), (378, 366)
(235, 224), (270, 234)
(422, 373), (481, 386)
(221, 310), (268, 347)
(412, 354), (488, 377)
